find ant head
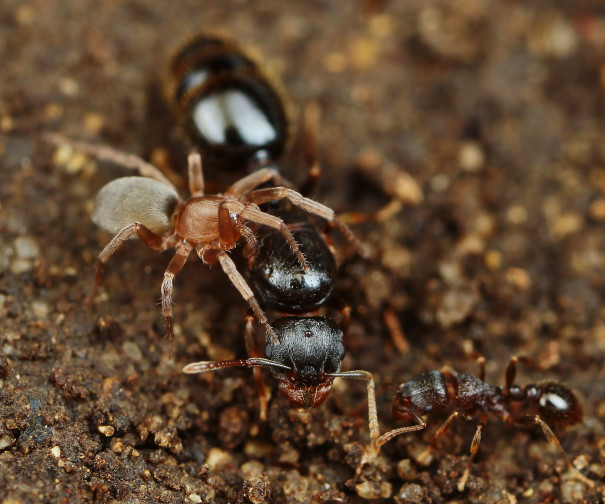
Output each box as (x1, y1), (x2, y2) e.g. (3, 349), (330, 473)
(535, 382), (583, 428)
(183, 316), (349, 410)
(265, 317), (345, 408)
(392, 370), (448, 421)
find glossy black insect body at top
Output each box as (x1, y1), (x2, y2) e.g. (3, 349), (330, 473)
(168, 34), (288, 170)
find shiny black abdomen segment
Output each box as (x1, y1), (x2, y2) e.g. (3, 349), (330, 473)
(251, 225), (336, 312)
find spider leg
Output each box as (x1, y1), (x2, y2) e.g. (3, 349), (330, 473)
(88, 223), (170, 306)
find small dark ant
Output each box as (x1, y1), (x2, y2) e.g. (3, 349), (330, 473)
(44, 133), (361, 358)
(167, 33), (288, 171)
(374, 356), (595, 490)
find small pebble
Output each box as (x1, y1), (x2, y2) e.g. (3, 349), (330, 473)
(13, 236), (39, 260)
(0, 434), (15, 450)
(458, 141), (485, 172)
(98, 425), (115, 437)
(31, 301), (49, 319)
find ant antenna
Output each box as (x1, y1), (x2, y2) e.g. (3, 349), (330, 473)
(183, 358), (291, 374)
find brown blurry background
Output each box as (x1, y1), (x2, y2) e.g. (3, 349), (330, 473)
(1, 1), (604, 502)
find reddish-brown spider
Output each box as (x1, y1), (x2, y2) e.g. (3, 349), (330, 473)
(46, 133), (363, 355)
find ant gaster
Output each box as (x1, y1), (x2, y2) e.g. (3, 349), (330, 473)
(45, 133), (360, 358)
(167, 33), (288, 171)
(373, 356), (595, 490)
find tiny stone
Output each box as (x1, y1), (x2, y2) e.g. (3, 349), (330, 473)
(187, 494), (202, 503)
(507, 205), (528, 224)
(31, 301), (49, 319)
(241, 460), (264, 477)
(122, 341), (143, 362)
(0, 434), (15, 450)
(484, 250), (502, 270)
(458, 141), (485, 172)
(505, 267), (532, 291)
(51, 446), (61, 458)
(10, 258), (33, 274)
(355, 480), (381, 499)
(397, 458), (418, 480)
(13, 236), (40, 259)
(588, 199), (605, 221)
(551, 212), (583, 239)
(206, 447), (232, 470)
(98, 425), (115, 437)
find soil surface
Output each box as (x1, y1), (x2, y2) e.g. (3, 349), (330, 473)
(1, 1), (605, 503)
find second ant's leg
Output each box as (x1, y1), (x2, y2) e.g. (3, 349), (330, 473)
(161, 241), (193, 360)
(516, 415), (595, 488)
(417, 410), (467, 465)
(338, 370), (425, 469)
(215, 251), (278, 344)
(244, 315), (270, 421)
(457, 414), (488, 491)
(88, 222), (168, 306)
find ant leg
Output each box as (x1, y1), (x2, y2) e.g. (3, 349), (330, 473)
(244, 315), (271, 421)
(330, 370), (381, 463)
(224, 168), (294, 198)
(457, 414), (488, 491)
(504, 356), (518, 395)
(516, 415), (595, 488)
(215, 251), (278, 344)
(334, 370), (425, 467)
(374, 410), (427, 450)
(161, 241), (193, 360)
(88, 223), (169, 306)
(187, 152), (205, 196)
(417, 410), (468, 465)
(44, 133), (176, 189)
(221, 200), (308, 271)
(242, 187), (369, 257)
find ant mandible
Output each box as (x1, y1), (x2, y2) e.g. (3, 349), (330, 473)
(373, 356), (595, 491)
(45, 133), (359, 357)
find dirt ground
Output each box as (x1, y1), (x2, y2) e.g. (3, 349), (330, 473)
(1, 1), (605, 502)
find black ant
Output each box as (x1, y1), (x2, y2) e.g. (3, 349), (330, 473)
(168, 34), (393, 454)
(374, 356), (595, 490)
